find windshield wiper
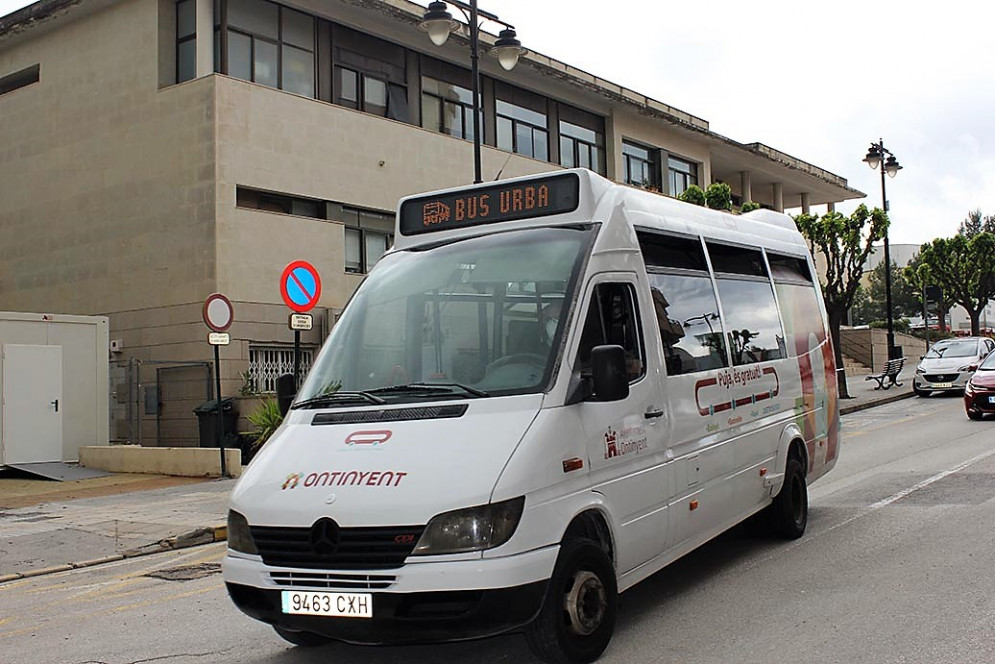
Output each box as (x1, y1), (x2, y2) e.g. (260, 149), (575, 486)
(368, 382), (490, 398)
(292, 391), (386, 409)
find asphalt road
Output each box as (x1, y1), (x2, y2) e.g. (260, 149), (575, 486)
(2, 394), (993, 664)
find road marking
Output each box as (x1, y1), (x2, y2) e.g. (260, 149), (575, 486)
(842, 405), (943, 439)
(824, 445), (995, 535)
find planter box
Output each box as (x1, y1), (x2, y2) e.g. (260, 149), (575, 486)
(79, 445), (241, 478)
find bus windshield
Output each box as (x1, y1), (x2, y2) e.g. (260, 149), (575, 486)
(296, 226), (595, 404)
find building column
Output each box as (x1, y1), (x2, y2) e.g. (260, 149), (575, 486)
(196, 0), (215, 77)
(827, 202), (836, 213)
(772, 182), (783, 212)
(740, 171), (752, 204)
(800, 192), (810, 214)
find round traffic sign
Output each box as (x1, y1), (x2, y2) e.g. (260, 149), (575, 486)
(280, 260), (322, 313)
(203, 293), (234, 332)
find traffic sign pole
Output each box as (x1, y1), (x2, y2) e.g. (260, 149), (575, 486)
(294, 330), (301, 388)
(202, 293), (234, 479)
(214, 343), (227, 478)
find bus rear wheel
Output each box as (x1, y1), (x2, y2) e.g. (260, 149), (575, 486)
(766, 457), (808, 539)
(525, 539), (617, 664)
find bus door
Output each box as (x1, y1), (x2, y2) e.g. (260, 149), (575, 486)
(572, 275), (672, 574)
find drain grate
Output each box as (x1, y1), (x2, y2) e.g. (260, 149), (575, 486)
(146, 562), (222, 581)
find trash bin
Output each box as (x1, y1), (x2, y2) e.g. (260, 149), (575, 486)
(193, 397), (238, 448)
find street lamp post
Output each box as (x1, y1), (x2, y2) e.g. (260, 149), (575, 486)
(419, 1), (526, 184)
(862, 139), (903, 360)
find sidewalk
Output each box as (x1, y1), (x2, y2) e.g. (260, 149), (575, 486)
(0, 367), (916, 583)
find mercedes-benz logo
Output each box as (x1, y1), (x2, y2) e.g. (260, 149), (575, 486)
(310, 517), (340, 557)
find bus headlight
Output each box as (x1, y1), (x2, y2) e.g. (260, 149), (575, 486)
(227, 510), (258, 555)
(413, 497), (525, 555)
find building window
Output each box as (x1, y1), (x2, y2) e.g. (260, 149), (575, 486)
(332, 26), (408, 122)
(421, 76), (480, 141)
(224, 0), (315, 97)
(176, 0), (197, 83)
(0, 64), (40, 97)
(495, 84), (549, 161)
(236, 186), (325, 219)
(558, 105), (605, 174)
(668, 155), (698, 196)
(340, 207), (394, 274)
(248, 345), (315, 393)
(623, 140), (660, 191)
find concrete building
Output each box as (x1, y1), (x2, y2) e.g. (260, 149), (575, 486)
(0, 0), (864, 446)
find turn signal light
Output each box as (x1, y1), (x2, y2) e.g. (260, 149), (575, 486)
(562, 458), (584, 473)
(689, 500), (699, 511)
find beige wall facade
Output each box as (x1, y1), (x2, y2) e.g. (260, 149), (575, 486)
(1, 0), (864, 446)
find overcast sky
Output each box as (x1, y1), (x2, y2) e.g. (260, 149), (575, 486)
(3, 0), (993, 245)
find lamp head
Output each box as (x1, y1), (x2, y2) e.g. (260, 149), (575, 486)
(419, 1), (459, 46)
(491, 28), (527, 71)
(863, 144), (882, 170)
(885, 155), (902, 178)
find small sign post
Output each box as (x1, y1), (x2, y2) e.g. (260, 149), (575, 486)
(280, 261), (322, 388)
(203, 293), (234, 478)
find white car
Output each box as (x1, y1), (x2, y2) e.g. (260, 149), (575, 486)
(913, 336), (995, 396)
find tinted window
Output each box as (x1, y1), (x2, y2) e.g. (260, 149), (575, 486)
(638, 232), (707, 272)
(768, 253), (812, 283)
(707, 242), (767, 277)
(716, 278), (786, 365)
(647, 273), (728, 375)
(577, 283), (645, 382)
(775, 282), (826, 357)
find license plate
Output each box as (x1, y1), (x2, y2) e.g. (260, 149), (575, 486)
(931, 382), (953, 388)
(281, 591), (373, 618)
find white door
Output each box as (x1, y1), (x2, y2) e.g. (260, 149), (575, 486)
(2, 345), (63, 464)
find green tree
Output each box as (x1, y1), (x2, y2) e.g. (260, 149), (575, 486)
(856, 258), (920, 324)
(917, 232), (995, 335)
(958, 209), (995, 238)
(904, 256), (952, 333)
(794, 204), (889, 399)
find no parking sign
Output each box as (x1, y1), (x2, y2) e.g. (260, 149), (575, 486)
(280, 261), (321, 313)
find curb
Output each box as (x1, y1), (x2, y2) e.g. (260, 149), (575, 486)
(840, 390), (916, 415)
(0, 525), (227, 585)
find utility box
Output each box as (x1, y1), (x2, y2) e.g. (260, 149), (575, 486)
(0, 311), (110, 466)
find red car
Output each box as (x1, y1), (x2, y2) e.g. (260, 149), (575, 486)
(965, 349), (995, 420)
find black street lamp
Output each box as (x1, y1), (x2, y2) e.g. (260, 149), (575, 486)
(419, 1), (526, 184)
(862, 139), (903, 359)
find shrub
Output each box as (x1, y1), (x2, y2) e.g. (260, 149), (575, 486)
(740, 200), (761, 213)
(247, 398), (284, 451)
(678, 184), (706, 206)
(705, 182), (733, 211)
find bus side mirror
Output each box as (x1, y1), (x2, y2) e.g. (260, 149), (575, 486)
(276, 373), (296, 416)
(591, 345), (629, 402)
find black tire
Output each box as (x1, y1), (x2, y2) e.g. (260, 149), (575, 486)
(766, 458), (808, 539)
(967, 410), (983, 421)
(273, 626), (332, 647)
(525, 539), (618, 664)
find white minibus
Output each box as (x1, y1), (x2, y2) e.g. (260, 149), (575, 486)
(223, 169), (840, 663)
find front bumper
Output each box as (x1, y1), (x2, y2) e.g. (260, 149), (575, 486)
(223, 545), (558, 644)
(965, 387), (995, 414)
(226, 581), (545, 644)
(914, 372), (970, 392)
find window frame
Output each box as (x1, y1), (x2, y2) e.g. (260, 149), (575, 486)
(667, 154), (699, 197)
(623, 140), (661, 191)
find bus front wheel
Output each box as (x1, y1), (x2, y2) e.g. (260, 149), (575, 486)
(525, 539), (617, 664)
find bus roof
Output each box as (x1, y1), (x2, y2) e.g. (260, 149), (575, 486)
(393, 169), (806, 255)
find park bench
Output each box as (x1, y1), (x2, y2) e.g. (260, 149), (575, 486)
(865, 357), (905, 390)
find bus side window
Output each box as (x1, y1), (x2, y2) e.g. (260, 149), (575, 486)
(576, 283), (645, 381)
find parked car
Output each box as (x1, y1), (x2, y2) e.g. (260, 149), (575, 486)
(965, 349), (995, 420)
(913, 336), (995, 396)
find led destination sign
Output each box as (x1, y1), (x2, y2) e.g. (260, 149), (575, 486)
(399, 173), (580, 235)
